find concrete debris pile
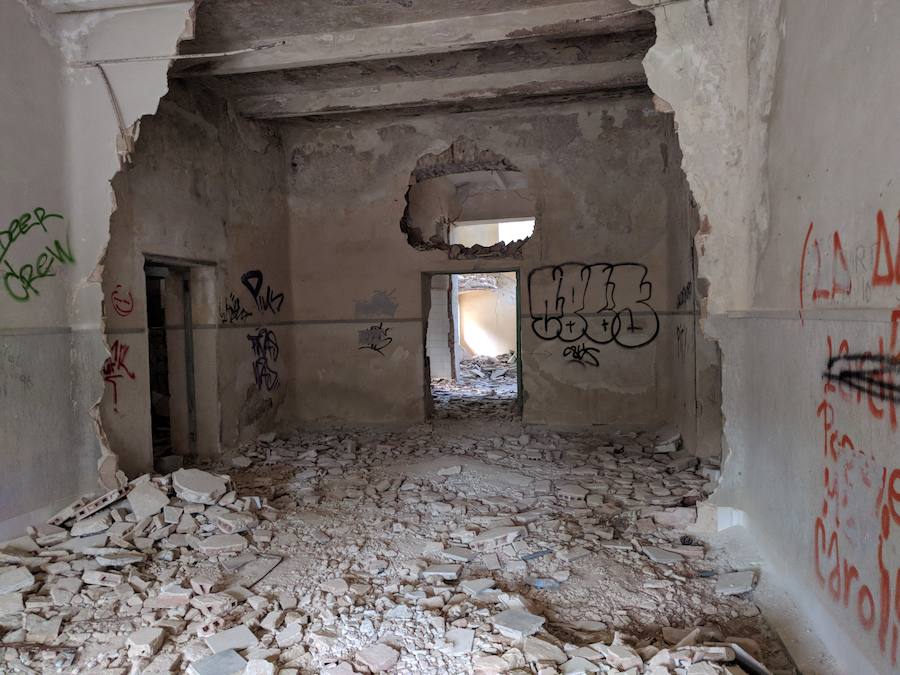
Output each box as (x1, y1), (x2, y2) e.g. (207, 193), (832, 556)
(432, 353), (519, 420)
(0, 467), (281, 673)
(459, 353), (517, 385)
(0, 426), (792, 674)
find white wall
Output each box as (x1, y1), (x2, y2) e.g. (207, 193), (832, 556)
(641, 0), (900, 671)
(0, 0), (192, 537)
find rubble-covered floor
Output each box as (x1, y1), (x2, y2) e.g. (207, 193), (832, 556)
(0, 421), (797, 674)
(431, 354), (519, 420)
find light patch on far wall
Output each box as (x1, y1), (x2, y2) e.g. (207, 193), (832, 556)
(498, 219), (535, 244)
(450, 218), (535, 248)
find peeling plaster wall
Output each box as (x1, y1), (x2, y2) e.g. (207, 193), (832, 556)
(0, 0), (192, 538)
(282, 98), (710, 434)
(640, 0), (900, 671)
(102, 83), (291, 474)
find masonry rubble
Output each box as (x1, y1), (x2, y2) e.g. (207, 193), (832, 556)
(0, 426), (793, 674)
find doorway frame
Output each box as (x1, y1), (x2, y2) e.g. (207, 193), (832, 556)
(143, 253), (217, 463)
(421, 268), (524, 419)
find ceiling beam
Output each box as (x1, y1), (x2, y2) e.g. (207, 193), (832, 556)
(174, 0), (649, 78)
(236, 60), (646, 119)
(42, 0), (185, 12)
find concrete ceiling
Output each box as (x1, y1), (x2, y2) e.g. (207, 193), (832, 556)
(174, 0), (655, 120)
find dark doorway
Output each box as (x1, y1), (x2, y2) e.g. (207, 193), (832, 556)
(145, 262), (197, 463)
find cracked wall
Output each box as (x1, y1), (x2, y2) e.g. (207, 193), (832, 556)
(101, 82), (292, 474)
(0, 0), (193, 538)
(281, 97), (715, 440)
(638, 0), (900, 671)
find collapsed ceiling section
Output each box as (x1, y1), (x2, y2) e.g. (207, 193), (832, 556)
(172, 0), (655, 120)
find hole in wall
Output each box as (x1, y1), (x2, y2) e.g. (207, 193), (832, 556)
(400, 137), (536, 259)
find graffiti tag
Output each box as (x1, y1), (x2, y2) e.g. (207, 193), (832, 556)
(676, 281), (693, 309)
(562, 343), (600, 367)
(102, 340), (136, 412)
(358, 322), (392, 355)
(241, 270), (284, 315)
(111, 284), (134, 317)
(247, 328), (279, 391)
(1, 208), (74, 303)
(528, 262), (659, 350)
(220, 292), (253, 323)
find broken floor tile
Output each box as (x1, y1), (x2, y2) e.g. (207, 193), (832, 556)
(560, 656), (601, 674)
(460, 578), (496, 596)
(187, 649), (247, 675)
(716, 570), (756, 596)
(492, 608), (545, 640)
(443, 627), (475, 655)
(643, 546), (684, 565)
(173, 469), (228, 505)
(206, 625), (259, 654)
(421, 564), (461, 580)
(320, 578), (349, 595)
(524, 636), (567, 665)
(0, 566), (34, 594)
(356, 643), (399, 672)
(128, 482), (170, 520)
(196, 533), (247, 554)
(470, 526), (527, 551)
(128, 626), (166, 657)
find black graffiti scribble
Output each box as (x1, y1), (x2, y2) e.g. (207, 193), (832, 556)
(824, 354), (900, 403)
(676, 280), (693, 309)
(562, 343), (601, 367)
(241, 270), (284, 315)
(247, 328), (279, 391)
(528, 262), (660, 350)
(358, 322), (392, 355)
(220, 293), (253, 323)
(675, 325), (688, 362)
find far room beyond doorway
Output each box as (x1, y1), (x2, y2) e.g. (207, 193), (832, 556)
(425, 218), (531, 420)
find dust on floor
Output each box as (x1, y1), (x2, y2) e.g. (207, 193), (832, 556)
(0, 421), (797, 674)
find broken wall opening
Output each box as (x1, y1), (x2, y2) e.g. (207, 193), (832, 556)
(400, 138), (536, 259)
(100, 81), (290, 477)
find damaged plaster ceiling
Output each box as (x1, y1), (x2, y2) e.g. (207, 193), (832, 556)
(173, 0), (655, 120)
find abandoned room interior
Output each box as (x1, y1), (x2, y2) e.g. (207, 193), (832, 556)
(0, 0), (896, 673)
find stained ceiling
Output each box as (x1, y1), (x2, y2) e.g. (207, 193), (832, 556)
(173, 0), (655, 120)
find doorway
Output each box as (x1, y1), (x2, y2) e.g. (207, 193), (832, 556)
(145, 261), (198, 465)
(424, 270), (522, 420)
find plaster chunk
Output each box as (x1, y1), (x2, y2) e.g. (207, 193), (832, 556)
(470, 526), (527, 551)
(196, 534), (247, 554)
(492, 608), (545, 639)
(356, 643), (399, 672)
(0, 592), (24, 615)
(128, 482), (171, 519)
(173, 469), (228, 504)
(715, 571), (755, 596)
(524, 637), (567, 664)
(0, 567), (34, 594)
(206, 625), (259, 653)
(187, 649), (247, 675)
(560, 656), (601, 674)
(128, 626), (166, 657)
